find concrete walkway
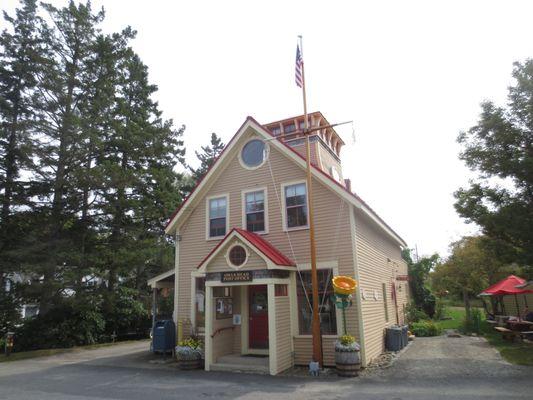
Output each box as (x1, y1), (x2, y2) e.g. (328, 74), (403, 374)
(0, 336), (530, 399)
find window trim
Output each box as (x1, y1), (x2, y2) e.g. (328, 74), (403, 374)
(238, 139), (269, 171)
(205, 193), (230, 240)
(281, 180), (309, 232)
(241, 187), (269, 234)
(225, 242), (250, 269)
(284, 123), (296, 134)
(294, 262), (342, 336)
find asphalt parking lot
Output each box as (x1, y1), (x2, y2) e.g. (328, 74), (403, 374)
(0, 337), (530, 400)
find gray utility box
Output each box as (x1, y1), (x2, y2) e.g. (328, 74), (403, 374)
(401, 325), (409, 348)
(152, 320), (176, 353)
(385, 326), (403, 351)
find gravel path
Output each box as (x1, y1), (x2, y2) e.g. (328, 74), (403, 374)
(0, 336), (530, 399)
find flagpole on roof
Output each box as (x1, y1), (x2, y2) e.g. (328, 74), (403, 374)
(297, 35), (323, 368)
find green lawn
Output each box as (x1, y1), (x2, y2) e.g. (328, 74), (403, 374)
(0, 340), (148, 363)
(433, 307), (466, 331)
(481, 324), (533, 366)
(432, 306), (533, 366)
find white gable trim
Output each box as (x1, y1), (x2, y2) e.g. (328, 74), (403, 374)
(197, 230), (294, 273)
(165, 117), (406, 248)
(147, 269), (174, 289)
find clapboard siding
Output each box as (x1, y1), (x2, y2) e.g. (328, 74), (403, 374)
(177, 128), (358, 345)
(354, 208), (409, 365)
(275, 296), (293, 373)
(211, 309), (234, 362)
(207, 242), (267, 272)
(317, 143), (342, 181)
(293, 336), (337, 366)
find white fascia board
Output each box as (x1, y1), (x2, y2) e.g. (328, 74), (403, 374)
(165, 117), (406, 248)
(147, 269), (175, 288)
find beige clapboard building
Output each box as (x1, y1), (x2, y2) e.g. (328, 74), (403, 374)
(149, 111), (410, 375)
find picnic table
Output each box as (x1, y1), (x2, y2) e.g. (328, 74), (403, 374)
(507, 320), (533, 332)
(495, 321), (533, 342)
(495, 315), (511, 326)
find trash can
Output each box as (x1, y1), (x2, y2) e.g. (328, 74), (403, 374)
(385, 326), (402, 351)
(401, 325), (409, 348)
(152, 320), (176, 354)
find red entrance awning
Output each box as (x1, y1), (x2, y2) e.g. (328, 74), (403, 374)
(480, 275), (533, 296)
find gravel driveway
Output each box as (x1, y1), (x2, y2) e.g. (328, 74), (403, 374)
(0, 336), (530, 399)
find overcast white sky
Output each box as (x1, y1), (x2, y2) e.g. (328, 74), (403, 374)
(4, 0), (532, 257)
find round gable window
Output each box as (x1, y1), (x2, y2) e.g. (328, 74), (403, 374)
(241, 139), (267, 169)
(228, 245), (247, 268)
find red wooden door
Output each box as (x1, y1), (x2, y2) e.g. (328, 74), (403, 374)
(249, 285), (269, 349)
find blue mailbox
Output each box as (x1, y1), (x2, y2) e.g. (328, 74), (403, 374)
(152, 320), (176, 353)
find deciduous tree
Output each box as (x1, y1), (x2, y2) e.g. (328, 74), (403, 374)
(455, 59), (533, 267)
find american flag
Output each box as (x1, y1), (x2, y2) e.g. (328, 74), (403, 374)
(295, 45), (303, 88)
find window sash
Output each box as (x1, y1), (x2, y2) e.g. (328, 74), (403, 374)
(209, 197), (227, 237)
(285, 183), (307, 228)
(245, 191), (265, 232)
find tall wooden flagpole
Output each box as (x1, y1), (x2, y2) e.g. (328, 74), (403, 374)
(298, 35), (323, 367)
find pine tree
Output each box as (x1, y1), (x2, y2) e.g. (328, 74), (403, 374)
(0, 0), (42, 330)
(93, 50), (186, 334)
(187, 132), (225, 189)
(30, 0), (105, 314)
(0, 0), (189, 345)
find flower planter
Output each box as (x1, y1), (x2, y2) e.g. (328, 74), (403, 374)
(175, 346), (203, 370)
(334, 340), (361, 377)
(177, 357), (202, 370)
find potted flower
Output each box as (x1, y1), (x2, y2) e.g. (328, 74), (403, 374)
(334, 334), (361, 377)
(175, 337), (203, 370)
(332, 275), (361, 377)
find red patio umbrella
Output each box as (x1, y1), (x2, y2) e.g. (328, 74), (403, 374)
(480, 275), (533, 320)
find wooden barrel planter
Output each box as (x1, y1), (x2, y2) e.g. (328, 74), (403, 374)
(175, 346), (203, 370)
(334, 341), (361, 377)
(177, 358), (202, 370)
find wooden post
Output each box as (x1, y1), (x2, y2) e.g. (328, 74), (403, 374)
(152, 288), (157, 333)
(514, 294), (521, 321)
(299, 36), (323, 367)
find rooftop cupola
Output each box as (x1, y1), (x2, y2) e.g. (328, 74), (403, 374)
(263, 111), (345, 184)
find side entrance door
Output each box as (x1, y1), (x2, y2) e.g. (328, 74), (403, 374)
(249, 285), (268, 349)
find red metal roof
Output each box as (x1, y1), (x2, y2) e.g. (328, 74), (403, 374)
(198, 228), (295, 269)
(480, 275), (533, 296)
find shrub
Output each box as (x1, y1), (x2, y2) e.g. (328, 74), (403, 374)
(462, 308), (483, 334)
(434, 299), (448, 320)
(410, 320), (442, 337)
(14, 300), (105, 351)
(405, 302), (428, 323)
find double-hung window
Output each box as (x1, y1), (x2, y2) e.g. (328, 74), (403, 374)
(284, 183), (308, 229)
(208, 196), (227, 238)
(244, 190), (266, 233)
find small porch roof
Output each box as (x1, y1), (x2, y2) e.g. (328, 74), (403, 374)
(147, 269), (175, 289)
(198, 228), (295, 271)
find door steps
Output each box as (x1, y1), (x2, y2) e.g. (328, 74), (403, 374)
(211, 354), (269, 374)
